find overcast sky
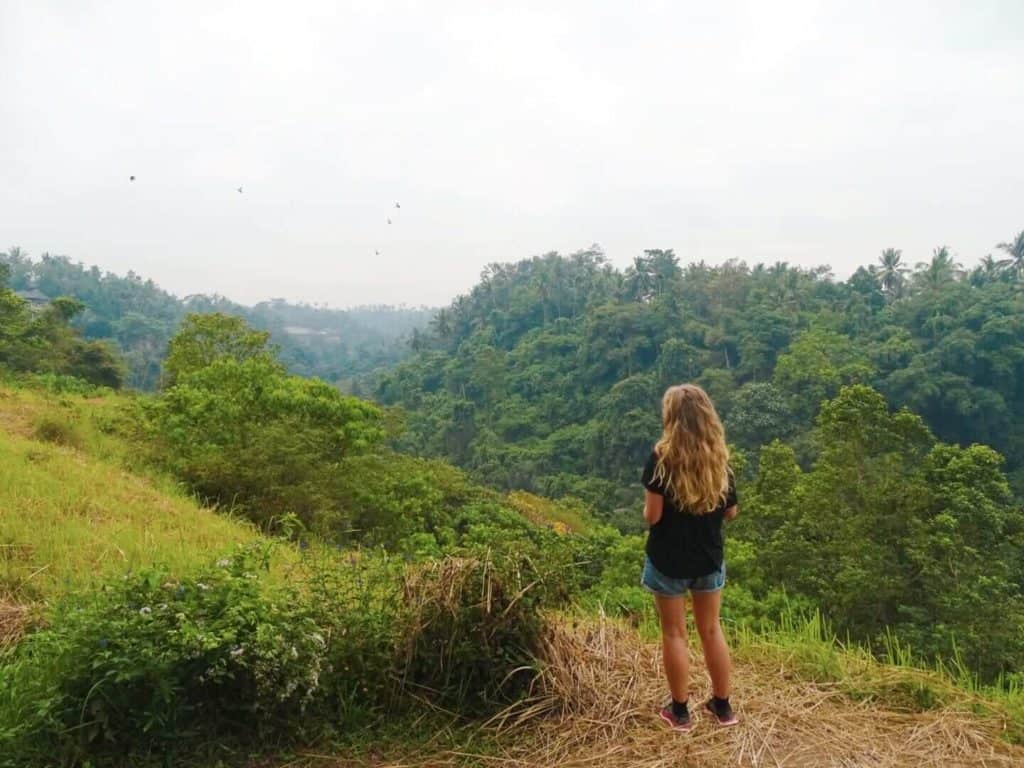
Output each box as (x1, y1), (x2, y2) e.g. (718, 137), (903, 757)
(2, 1), (1022, 308)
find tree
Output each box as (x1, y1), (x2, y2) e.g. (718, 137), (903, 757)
(752, 385), (1024, 677)
(147, 354), (384, 525)
(913, 246), (962, 292)
(764, 386), (933, 638)
(772, 329), (874, 422)
(996, 230), (1024, 280)
(65, 341), (125, 388)
(162, 313), (280, 387)
(431, 308), (454, 340)
(727, 382), (796, 451)
(876, 248), (907, 299)
(969, 254), (1003, 286)
(0, 271), (125, 387)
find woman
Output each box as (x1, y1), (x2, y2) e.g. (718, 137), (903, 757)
(641, 384), (739, 732)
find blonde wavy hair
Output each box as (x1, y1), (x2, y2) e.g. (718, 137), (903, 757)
(652, 384), (730, 514)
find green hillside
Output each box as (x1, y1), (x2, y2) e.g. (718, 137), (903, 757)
(0, 386), (262, 603)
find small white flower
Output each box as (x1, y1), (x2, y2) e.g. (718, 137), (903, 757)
(216, 558), (231, 568)
(139, 606), (152, 616)
(196, 582), (210, 591)
(230, 646), (244, 658)
(291, 646), (299, 659)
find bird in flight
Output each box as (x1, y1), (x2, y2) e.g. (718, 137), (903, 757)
(375, 249), (380, 255)
(387, 217), (392, 225)
(394, 202), (401, 209)
(129, 175), (135, 181)
(237, 187), (243, 194)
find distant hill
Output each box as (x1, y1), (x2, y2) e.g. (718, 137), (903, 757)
(1, 247), (435, 390)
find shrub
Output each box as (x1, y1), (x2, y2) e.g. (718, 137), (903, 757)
(25, 373), (107, 396)
(0, 541), (562, 765)
(0, 545), (400, 766)
(142, 357), (384, 527)
(32, 413), (83, 448)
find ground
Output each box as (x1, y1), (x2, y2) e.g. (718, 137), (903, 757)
(274, 619), (1024, 768)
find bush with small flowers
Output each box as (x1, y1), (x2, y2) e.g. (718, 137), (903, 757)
(0, 543), (399, 766)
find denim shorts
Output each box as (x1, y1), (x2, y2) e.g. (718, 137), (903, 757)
(641, 555), (726, 597)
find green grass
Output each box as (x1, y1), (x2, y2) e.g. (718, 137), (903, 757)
(0, 384), (261, 602)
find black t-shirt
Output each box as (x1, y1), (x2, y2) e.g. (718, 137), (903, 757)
(641, 450), (738, 579)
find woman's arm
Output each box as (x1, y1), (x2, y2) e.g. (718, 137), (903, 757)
(643, 490), (664, 525)
(724, 504), (739, 521)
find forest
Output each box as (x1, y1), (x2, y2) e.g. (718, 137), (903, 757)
(377, 234), (1024, 518)
(0, 247), (431, 390)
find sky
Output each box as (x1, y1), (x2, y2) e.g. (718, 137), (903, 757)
(2, 1), (1023, 308)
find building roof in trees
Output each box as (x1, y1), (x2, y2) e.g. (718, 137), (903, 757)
(15, 288), (50, 305)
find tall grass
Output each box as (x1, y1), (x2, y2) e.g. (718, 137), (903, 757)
(729, 607), (1024, 741)
(0, 416), (259, 602)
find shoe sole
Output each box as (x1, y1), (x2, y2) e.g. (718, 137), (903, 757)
(704, 704), (739, 727)
(659, 709), (693, 732)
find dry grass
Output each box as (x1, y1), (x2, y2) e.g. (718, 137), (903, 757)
(485, 616), (1024, 767)
(284, 615), (1024, 768)
(0, 600), (31, 651)
(396, 555), (543, 710)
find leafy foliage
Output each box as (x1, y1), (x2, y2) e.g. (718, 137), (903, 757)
(370, 241), (1024, 680)
(0, 545), (402, 765)
(741, 386), (1024, 678)
(0, 543), (560, 766)
(143, 318), (384, 527)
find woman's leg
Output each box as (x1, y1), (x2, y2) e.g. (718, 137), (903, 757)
(691, 589), (731, 698)
(654, 594), (689, 703)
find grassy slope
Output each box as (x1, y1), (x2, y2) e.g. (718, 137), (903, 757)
(0, 385), (259, 602)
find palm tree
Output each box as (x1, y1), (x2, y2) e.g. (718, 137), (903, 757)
(914, 246), (962, 292)
(969, 254), (1002, 286)
(996, 230), (1024, 280)
(877, 248), (907, 299)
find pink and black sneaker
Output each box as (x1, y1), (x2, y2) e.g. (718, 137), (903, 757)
(659, 703), (692, 732)
(704, 696), (739, 727)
